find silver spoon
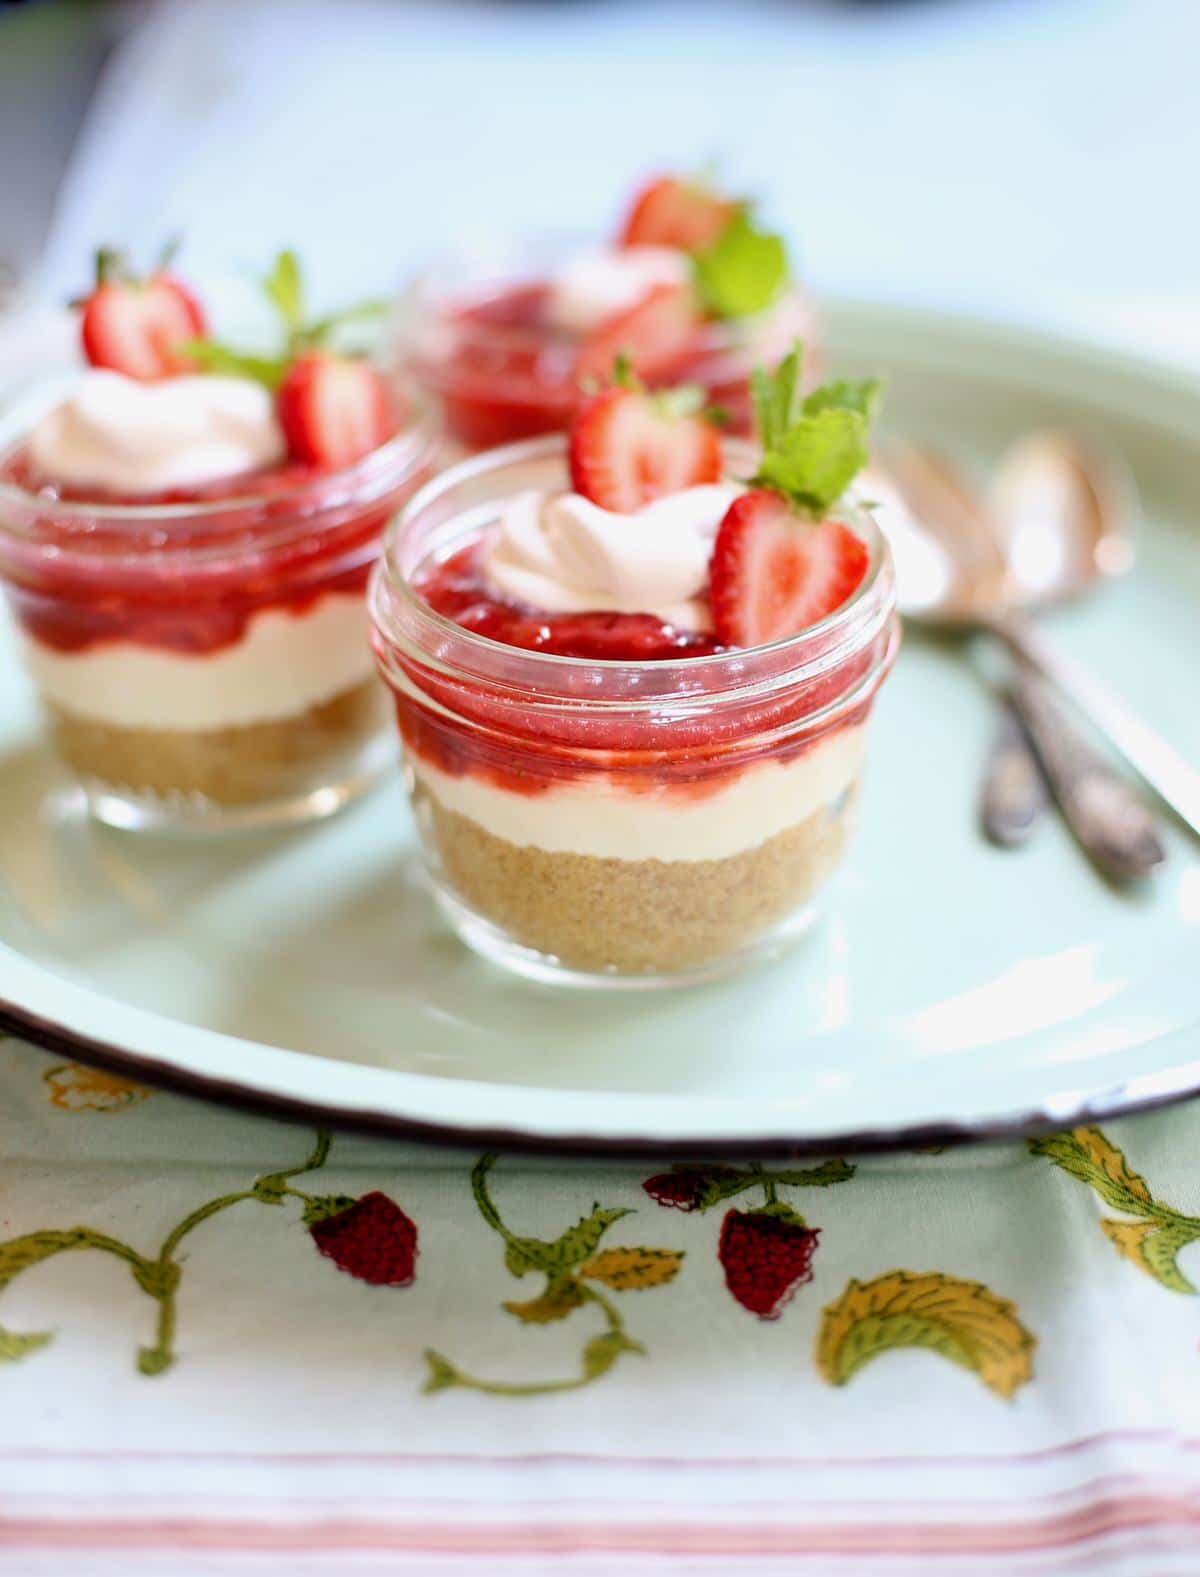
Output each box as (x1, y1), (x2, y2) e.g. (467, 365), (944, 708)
(869, 435), (1200, 845)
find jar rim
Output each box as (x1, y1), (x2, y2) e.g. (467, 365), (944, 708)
(0, 373), (439, 529)
(371, 432), (896, 689)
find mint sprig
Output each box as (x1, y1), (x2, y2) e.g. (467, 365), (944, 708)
(750, 344), (881, 515)
(179, 250), (386, 388)
(693, 209), (789, 321)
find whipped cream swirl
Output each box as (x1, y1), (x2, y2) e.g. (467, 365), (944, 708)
(483, 483), (742, 631)
(546, 246), (692, 333)
(29, 370), (286, 495)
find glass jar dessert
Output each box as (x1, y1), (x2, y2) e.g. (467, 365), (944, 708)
(0, 249), (437, 831)
(397, 172), (821, 452)
(370, 347), (899, 986)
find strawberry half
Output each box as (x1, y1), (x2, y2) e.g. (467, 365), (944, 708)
(709, 489), (869, 646)
(277, 350), (393, 468)
(619, 176), (739, 253)
(575, 283), (700, 390)
(569, 384), (721, 513)
(79, 258), (206, 381)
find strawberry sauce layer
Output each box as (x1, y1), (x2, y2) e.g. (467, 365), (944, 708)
(417, 540), (720, 661)
(413, 284), (755, 450)
(390, 535), (897, 799)
(0, 445), (403, 656)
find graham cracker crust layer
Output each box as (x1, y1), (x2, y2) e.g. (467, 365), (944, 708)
(47, 680), (387, 806)
(421, 785), (856, 974)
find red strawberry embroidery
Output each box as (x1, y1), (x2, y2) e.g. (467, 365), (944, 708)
(642, 1166), (744, 1212)
(718, 1207), (819, 1319)
(305, 1191), (418, 1287)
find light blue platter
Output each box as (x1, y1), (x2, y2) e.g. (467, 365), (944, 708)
(1, 301), (1198, 1155)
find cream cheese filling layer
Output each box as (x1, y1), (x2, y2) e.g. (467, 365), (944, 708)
(411, 724), (865, 863)
(20, 592), (375, 731)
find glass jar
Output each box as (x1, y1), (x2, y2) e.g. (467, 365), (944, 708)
(0, 379), (438, 831)
(369, 436), (899, 987)
(394, 234), (822, 452)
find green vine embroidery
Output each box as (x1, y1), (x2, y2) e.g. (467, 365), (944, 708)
(0, 1130), (338, 1374)
(423, 1155), (682, 1398)
(1031, 1127), (1200, 1294)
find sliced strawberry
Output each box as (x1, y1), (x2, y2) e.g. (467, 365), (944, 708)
(80, 272), (206, 381)
(569, 384), (720, 513)
(574, 283), (700, 390)
(710, 490), (869, 647)
(277, 351), (393, 468)
(619, 176), (739, 253)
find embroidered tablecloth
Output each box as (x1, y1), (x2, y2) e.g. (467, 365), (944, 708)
(3, 1031), (1200, 1574)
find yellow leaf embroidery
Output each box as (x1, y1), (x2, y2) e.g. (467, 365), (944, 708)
(816, 1270), (1035, 1400)
(1068, 1128), (1151, 1204)
(1100, 1217), (1157, 1266)
(503, 1282), (584, 1323)
(579, 1247), (685, 1291)
(43, 1063), (149, 1113)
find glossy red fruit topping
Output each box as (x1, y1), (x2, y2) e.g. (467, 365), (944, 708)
(709, 489), (868, 647)
(718, 1207), (819, 1319)
(277, 351), (393, 468)
(568, 384), (721, 513)
(619, 176), (739, 253)
(306, 1191), (418, 1287)
(575, 283), (700, 388)
(78, 249), (206, 381)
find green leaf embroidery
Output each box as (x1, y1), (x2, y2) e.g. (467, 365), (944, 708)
(439, 1155), (679, 1398)
(1032, 1128), (1200, 1296)
(504, 1281), (585, 1323)
(0, 1326), (52, 1362)
(1030, 1129), (1154, 1215)
(1101, 1216), (1200, 1295)
(817, 1271), (1035, 1399)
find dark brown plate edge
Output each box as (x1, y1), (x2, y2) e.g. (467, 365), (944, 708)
(4, 994), (1198, 1161)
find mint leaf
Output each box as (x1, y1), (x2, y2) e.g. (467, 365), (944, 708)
(263, 249), (305, 335)
(176, 339), (288, 390)
(303, 298), (388, 350)
(751, 345), (804, 452)
(693, 210), (788, 320)
(749, 344), (881, 513)
(803, 378), (882, 422)
(755, 407), (870, 515)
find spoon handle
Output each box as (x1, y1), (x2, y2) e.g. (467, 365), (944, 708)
(1007, 667), (1166, 881)
(979, 701), (1048, 847)
(988, 611), (1200, 846)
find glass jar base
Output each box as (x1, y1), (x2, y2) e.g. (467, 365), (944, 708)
(76, 733), (396, 836)
(429, 876), (823, 991)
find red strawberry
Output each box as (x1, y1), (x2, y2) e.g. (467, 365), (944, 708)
(642, 1166), (745, 1212)
(569, 384), (720, 513)
(79, 257), (206, 381)
(277, 351), (393, 468)
(575, 283), (700, 390)
(718, 1207), (819, 1319)
(306, 1191), (418, 1287)
(709, 490), (868, 647)
(619, 176), (738, 253)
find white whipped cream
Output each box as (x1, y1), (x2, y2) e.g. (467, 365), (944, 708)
(411, 725), (865, 862)
(29, 371), (286, 495)
(484, 484), (742, 631)
(546, 246), (692, 333)
(19, 593), (374, 730)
